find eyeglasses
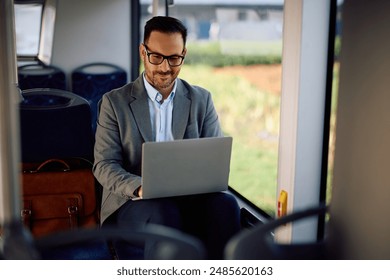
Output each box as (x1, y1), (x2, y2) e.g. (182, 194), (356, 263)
(143, 44), (185, 67)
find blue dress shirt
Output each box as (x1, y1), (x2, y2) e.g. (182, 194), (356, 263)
(143, 74), (177, 142)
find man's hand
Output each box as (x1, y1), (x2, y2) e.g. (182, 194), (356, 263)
(137, 186), (143, 197)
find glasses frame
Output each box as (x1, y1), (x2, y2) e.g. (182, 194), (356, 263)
(143, 44), (185, 67)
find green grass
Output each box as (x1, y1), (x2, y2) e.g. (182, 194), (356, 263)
(180, 64), (280, 216)
(185, 41), (282, 67)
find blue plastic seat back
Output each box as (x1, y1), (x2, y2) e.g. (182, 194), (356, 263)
(18, 64), (66, 91)
(71, 63), (127, 133)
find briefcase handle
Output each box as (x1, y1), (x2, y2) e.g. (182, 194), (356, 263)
(31, 159), (71, 173)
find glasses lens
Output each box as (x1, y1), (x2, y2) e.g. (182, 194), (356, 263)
(168, 56), (183, 66)
(149, 54), (164, 65)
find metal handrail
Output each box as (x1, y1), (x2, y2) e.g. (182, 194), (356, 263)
(0, 0), (38, 259)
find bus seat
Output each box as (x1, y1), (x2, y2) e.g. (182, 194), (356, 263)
(224, 204), (330, 260)
(19, 88), (94, 162)
(18, 64), (66, 91)
(34, 224), (206, 260)
(71, 63), (127, 134)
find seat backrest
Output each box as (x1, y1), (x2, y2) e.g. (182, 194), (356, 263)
(20, 88), (94, 162)
(18, 64), (66, 91)
(71, 63), (127, 133)
(33, 224), (206, 260)
(224, 205), (329, 260)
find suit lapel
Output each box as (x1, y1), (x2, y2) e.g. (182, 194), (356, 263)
(128, 77), (154, 142)
(129, 77), (191, 141)
(172, 79), (191, 139)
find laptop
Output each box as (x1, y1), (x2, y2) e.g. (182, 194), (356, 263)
(140, 136), (233, 199)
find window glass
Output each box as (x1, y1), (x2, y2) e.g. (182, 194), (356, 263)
(139, 1), (342, 217)
(141, 0), (283, 216)
(14, 4), (43, 57)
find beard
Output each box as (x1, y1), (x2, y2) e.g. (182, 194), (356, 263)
(148, 70), (178, 92)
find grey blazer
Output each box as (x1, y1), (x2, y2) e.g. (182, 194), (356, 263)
(93, 75), (223, 224)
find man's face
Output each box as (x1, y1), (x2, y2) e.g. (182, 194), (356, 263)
(140, 31), (186, 96)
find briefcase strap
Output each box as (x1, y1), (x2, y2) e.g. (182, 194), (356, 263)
(21, 198), (80, 231)
(67, 197), (79, 229)
(21, 200), (32, 229)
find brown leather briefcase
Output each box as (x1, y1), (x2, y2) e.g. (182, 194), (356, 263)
(21, 158), (99, 237)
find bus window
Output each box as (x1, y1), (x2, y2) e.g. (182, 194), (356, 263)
(15, 3), (43, 58)
(15, 0), (57, 65)
(141, 0), (284, 217)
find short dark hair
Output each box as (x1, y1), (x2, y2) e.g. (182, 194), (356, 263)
(144, 16), (188, 46)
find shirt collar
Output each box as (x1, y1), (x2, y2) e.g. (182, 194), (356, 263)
(143, 73), (176, 103)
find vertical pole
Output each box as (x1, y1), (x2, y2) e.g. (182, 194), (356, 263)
(152, 0), (159, 16)
(131, 0), (140, 81)
(0, 0), (38, 259)
(0, 0), (21, 226)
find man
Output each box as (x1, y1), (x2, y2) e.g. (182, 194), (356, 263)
(93, 16), (240, 259)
